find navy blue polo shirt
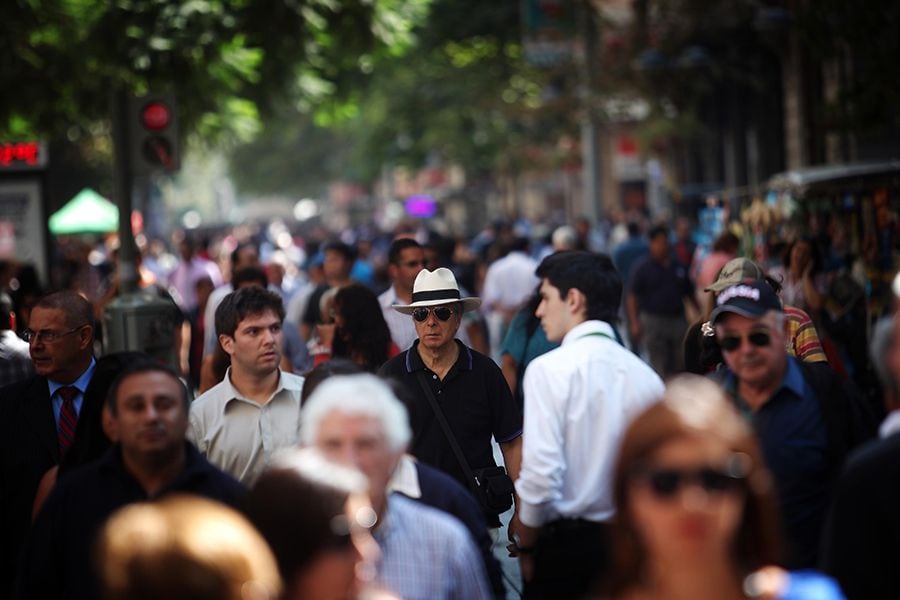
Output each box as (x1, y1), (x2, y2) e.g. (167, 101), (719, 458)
(628, 255), (692, 316)
(724, 357), (830, 568)
(379, 340), (522, 524)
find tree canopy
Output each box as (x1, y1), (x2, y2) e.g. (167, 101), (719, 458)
(229, 0), (581, 197)
(1, 0), (429, 144)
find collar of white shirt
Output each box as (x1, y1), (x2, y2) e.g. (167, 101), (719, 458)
(560, 320), (616, 346)
(880, 409), (900, 439)
(388, 454), (422, 499)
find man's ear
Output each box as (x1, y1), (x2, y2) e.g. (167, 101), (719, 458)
(566, 288), (587, 316)
(219, 335), (234, 356)
(103, 405), (119, 442)
(78, 326), (94, 351)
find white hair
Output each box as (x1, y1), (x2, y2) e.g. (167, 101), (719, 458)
(552, 225), (578, 250)
(300, 374), (412, 452)
(268, 447), (368, 495)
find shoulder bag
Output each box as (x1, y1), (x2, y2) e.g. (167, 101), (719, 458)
(415, 371), (514, 515)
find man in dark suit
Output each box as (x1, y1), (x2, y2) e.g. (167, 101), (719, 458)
(821, 315), (900, 599)
(0, 290), (96, 599)
(14, 360), (244, 600)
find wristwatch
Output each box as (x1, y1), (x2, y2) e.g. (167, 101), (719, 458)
(512, 533), (535, 554)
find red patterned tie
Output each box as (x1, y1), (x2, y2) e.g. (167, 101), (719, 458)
(57, 386), (79, 457)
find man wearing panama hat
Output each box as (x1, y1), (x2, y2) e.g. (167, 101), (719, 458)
(378, 268), (523, 533)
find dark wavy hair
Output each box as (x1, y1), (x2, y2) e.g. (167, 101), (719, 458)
(331, 284), (392, 372)
(215, 286), (285, 338)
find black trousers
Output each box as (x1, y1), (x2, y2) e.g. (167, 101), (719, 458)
(523, 518), (611, 600)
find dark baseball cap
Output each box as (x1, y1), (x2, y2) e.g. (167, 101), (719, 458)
(710, 280), (782, 325)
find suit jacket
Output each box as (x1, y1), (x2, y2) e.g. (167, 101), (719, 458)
(0, 375), (59, 599)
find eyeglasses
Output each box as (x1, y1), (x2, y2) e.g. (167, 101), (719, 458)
(22, 326), (86, 344)
(412, 306), (456, 322)
(718, 331), (771, 352)
(632, 466), (747, 499)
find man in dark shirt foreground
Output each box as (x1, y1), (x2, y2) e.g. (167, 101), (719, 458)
(15, 361), (244, 600)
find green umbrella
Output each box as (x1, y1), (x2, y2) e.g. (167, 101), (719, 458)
(48, 188), (119, 235)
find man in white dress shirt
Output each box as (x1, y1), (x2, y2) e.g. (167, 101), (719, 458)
(378, 238), (427, 352)
(188, 286), (304, 485)
(481, 237), (539, 360)
(513, 251), (664, 599)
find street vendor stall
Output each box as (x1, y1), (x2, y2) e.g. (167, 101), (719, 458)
(765, 161), (900, 319)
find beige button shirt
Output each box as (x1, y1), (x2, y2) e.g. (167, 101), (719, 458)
(187, 368), (305, 485)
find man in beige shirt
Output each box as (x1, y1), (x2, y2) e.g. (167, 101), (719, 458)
(188, 286), (304, 484)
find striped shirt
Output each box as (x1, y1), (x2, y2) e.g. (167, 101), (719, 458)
(785, 305), (827, 363)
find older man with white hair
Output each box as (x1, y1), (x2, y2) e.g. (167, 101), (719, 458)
(300, 373), (491, 600)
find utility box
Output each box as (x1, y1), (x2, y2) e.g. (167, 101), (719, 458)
(103, 291), (179, 368)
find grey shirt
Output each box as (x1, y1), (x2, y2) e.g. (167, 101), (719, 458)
(187, 368), (304, 485)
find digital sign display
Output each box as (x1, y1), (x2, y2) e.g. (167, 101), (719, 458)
(0, 141), (47, 171)
(405, 194), (437, 218)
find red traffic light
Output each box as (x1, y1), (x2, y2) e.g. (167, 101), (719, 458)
(140, 102), (171, 131)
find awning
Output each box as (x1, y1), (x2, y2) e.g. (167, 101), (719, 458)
(48, 188), (119, 235)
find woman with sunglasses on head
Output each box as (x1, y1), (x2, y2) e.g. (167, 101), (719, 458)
(600, 375), (843, 600)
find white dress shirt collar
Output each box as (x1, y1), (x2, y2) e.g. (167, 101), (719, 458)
(560, 320), (615, 346)
(880, 409), (900, 439)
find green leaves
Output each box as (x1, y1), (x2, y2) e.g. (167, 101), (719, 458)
(0, 0), (428, 145)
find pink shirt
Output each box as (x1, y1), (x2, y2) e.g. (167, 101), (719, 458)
(696, 251), (735, 293)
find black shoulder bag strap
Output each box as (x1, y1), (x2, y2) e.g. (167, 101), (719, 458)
(414, 370), (480, 495)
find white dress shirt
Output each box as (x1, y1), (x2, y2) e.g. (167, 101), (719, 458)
(481, 251), (539, 313)
(187, 368), (305, 485)
(516, 320), (664, 527)
(168, 256), (223, 311)
(879, 409), (900, 439)
(379, 286), (419, 352)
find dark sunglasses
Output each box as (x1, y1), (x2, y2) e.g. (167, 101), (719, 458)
(633, 466), (746, 499)
(412, 306), (456, 322)
(718, 331), (771, 352)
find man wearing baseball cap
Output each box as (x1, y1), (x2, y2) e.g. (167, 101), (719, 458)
(711, 281), (876, 569)
(700, 257), (827, 365)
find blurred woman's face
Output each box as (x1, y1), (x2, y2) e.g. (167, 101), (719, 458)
(333, 302), (346, 332)
(790, 241), (811, 269)
(288, 493), (380, 600)
(627, 435), (746, 565)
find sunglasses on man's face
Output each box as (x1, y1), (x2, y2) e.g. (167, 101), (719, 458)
(412, 306), (456, 322)
(632, 466), (746, 500)
(717, 330), (771, 352)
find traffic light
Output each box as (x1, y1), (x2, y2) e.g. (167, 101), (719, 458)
(129, 93), (180, 175)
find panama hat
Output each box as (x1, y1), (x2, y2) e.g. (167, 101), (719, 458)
(392, 267), (481, 315)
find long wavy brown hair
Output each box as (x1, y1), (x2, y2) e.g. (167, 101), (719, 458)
(604, 375), (782, 596)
